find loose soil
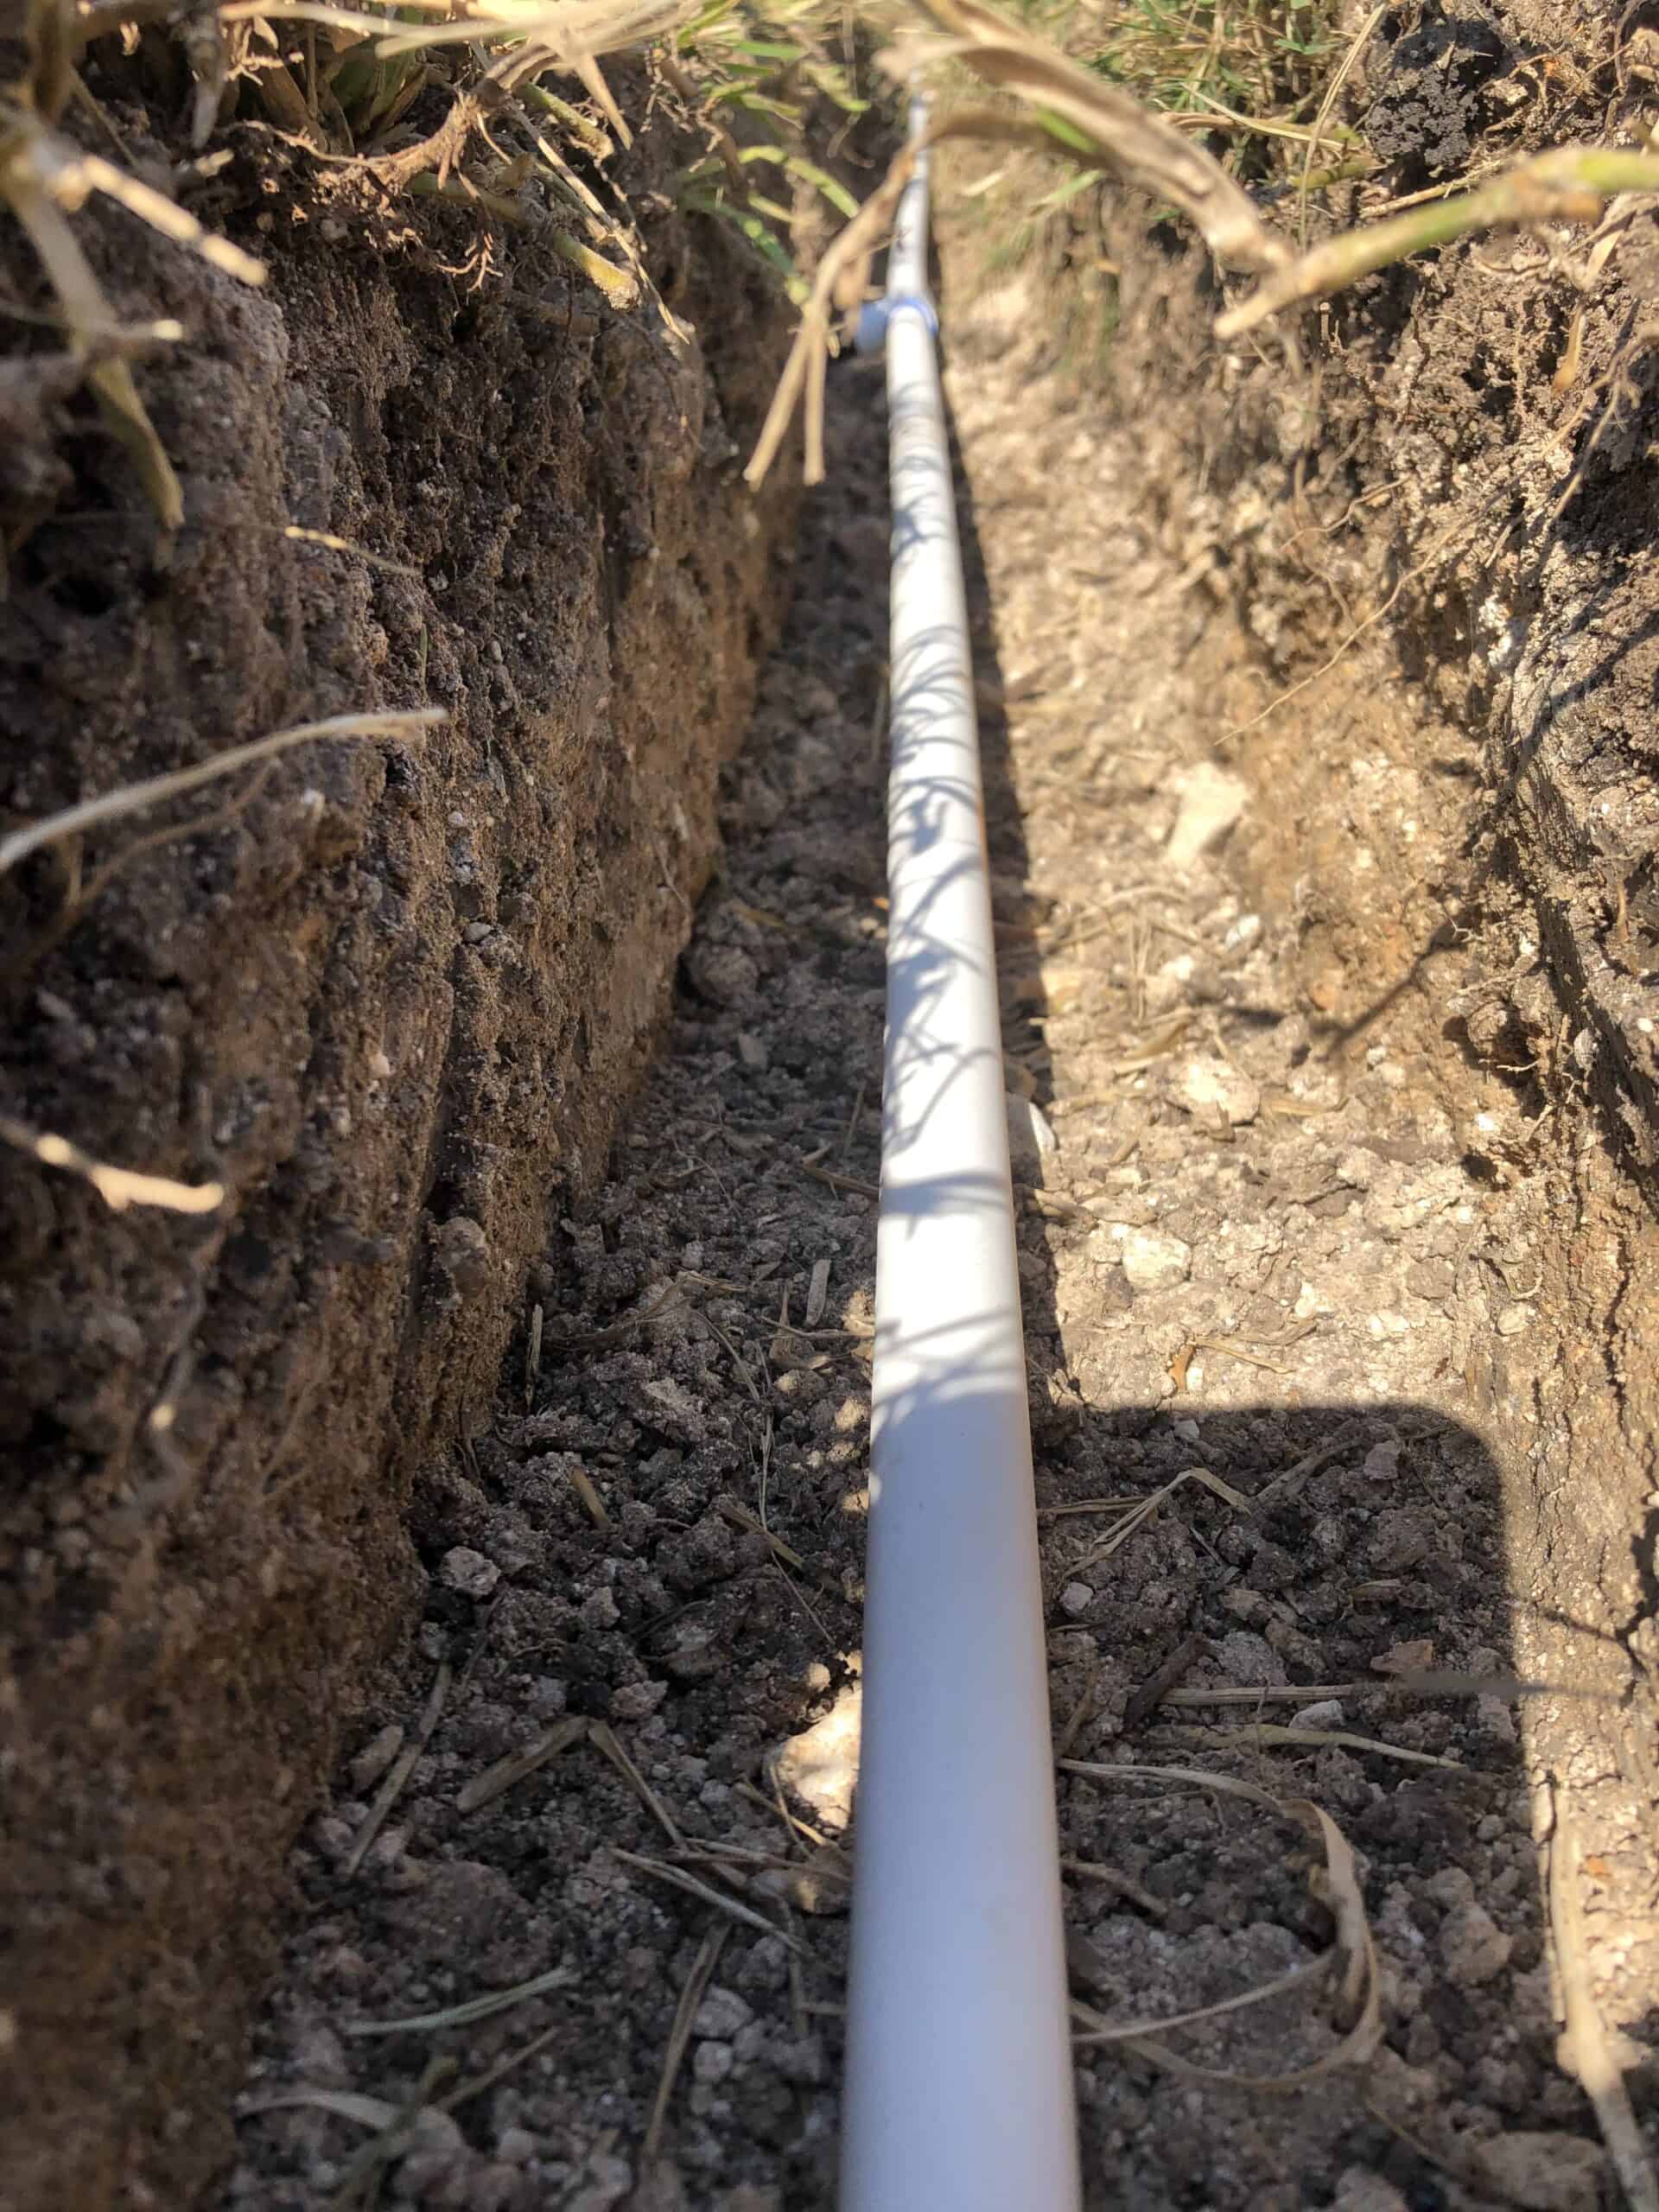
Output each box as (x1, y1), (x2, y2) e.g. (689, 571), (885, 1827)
(216, 213), (1656, 2211)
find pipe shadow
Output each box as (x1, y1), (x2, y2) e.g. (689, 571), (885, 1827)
(860, 1373), (1582, 2210)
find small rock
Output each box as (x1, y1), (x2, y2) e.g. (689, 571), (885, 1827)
(632, 1375), (707, 1446)
(440, 1547), (500, 1601)
(735, 1032), (769, 1073)
(1472, 2133), (1606, 2212)
(1058, 1581), (1095, 1618)
(1212, 1630), (1287, 1688)
(1440, 1899), (1511, 1986)
(1371, 1637), (1434, 1676)
(1146, 953), (1198, 1016)
(1292, 1700), (1345, 1729)
(1166, 762), (1249, 870)
(1361, 1438), (1402, 1483)
(1495, 1302), (1535, 1337)
(1175, 1055), (1260, 1127)
(692, 2039), (734, 2085)
(1367, 1510), (1433, 1573)
(1425, 1866), (1474, 1910)
(693, 1986), (754, 2040)
(1405, 1259), (1455, 1304)
(1331, 2168), (1410, 2212)
(483, 2164), (540, 2211)
(431, 1216), (492, 1294)
(684, 941), (758, 1008)
(610, 1679), (668, 1721)
(580, 1586), (620, 1631)
(1006, 1091), (1058, 1179)
(1478, 1694), (1517, 1745)
(1223, 1587), (1273, 1627)
(770, 1681), (861, 1831)
(1120, 1227), (1191, 1293)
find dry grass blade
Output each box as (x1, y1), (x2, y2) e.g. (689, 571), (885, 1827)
(32, 137), (268, 288)
(1076, 1465), (1251, 1573)
(327, 2056), (455, 2210)
(345, 1657), (451, 1876)
(1219, 146), (1659, 339)
(906, 0), (1288, 275)
(0, 88), (269, 527)
(746, 107), (1037, 486)
(241, 2088), (405, 2127)
(455, 1715), (588, 1815)
(438, 2019), (566, 2114)
(342, 1963), (575, 2037)
(1159, 1720), (1461, 1770)
(588, 1719), (683, 1847)
(611, 1847), (808, 1951)
(0, 1113), (225, 1215)
(643, 1924), (728, 2163)
(1061, 1856), (1168, 1920)
(327, 2052), (455, 2212)
(1548, 1785), (1659, 2212)
(1294, 2), (1387, 246)
(0, 709), (443, 876)
(280, 524), (423, 581)
(0, 133), (183, 529)
(1071, 1955), (1329, 2045)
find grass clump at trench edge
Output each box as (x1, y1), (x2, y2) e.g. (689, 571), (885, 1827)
(0, 0), (865, 533)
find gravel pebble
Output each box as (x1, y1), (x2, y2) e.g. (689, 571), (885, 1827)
(439, 1547), (500, 1599)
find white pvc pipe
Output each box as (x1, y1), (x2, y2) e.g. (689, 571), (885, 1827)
(839, 101), (1083, 2212)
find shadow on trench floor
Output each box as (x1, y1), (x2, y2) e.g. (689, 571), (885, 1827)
(217, 347), (1646, 2212)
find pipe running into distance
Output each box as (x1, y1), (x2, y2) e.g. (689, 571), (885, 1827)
(839, 99), (1083, 2212)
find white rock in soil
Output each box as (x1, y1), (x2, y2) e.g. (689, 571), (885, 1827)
(769, 1681), (861, 1832)
(1472, 2133), (1607, 2212)
(1291, 1700), (1344, 1730)
(1006, 1091), (1058, 1179)
(1120, 1227), (1192, 1293)
(1058, 1581), (1095, 1618)
(1175, 1055), (1260, 1126)
(1166, 762), (1249, 870)
(439, 1547), (499, 1600)
(1495, 1301), (1535, 1337)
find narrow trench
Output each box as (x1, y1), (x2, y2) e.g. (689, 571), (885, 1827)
(226, 263), (1624, 2212)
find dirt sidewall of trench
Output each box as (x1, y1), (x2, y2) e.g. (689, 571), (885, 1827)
(937, 12), (1659, 2077)
(0, 105), (808, 2212)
